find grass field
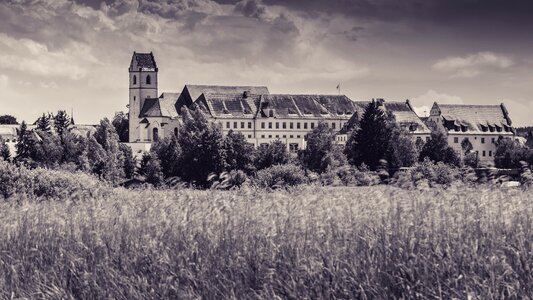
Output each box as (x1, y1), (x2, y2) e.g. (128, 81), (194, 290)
(0, 184), (532, 299)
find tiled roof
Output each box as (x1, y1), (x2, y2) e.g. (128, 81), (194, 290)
(129, 52), (157, 70)
(184, 85), (270, 102)
(353, 100), (431, 134)
(139, 98), (160, 117)
(201, 93), (261, 118)
(435, 103), (513, 133)
(260, 94), (362, 118)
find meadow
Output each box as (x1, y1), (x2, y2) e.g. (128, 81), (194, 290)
(0, 183), (532, 299)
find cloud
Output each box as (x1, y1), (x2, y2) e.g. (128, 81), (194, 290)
(432, 51), (514, 78)
(234, 0), (270, 20)
(411, 89), (463, 116)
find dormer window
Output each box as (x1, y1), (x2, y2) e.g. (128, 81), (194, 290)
(146, 75), (151, 85)
(133, 75), (137, 85)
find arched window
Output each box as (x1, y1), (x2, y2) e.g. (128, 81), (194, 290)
(146, 75), (151, 85)
(152, 127), (159, 142)
(133, 75), (137, 85)
(174, 127), (178, 136)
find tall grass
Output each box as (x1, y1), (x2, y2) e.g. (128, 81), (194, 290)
(0, 184), (532, 298)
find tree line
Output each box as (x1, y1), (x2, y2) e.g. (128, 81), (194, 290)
(1, 102), (532, 188)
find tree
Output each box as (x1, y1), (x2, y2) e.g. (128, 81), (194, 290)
(387, 125), (418, 169)
(419, 130), (460, 166)
(112, 111), (129, 143)
(151, 135), (182, 178)
(255, 140), (289, 170)
(0, 115), (18, 125)
(93, 118), (125, 183)
(299, 122), (340, 173)
(345, 100), (391, 170)
(119, 143), (136, 179)
(0, 140), (10, 161)
(461, 138), (473, 154)
(53, 110), (71, 136)
(32, 132), (63, 167)
(224, 130), (255, 174)
(526, 131), (533, 149)
(178, 108), (226, 187)
(494, 137), (530, 168)
(139, 152), (164, 186)
(15, 121), (36, 163)
(35, 113), (52, 132)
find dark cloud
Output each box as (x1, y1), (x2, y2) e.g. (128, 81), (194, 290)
(234, 0), (269, 20)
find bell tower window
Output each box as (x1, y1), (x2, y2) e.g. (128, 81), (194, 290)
(146, 75), (151, 85)
(133, 75), (137, 85)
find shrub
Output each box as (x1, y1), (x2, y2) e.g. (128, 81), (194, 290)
(255, 140), (289, 170)
(463, 152), (479, 168)
(394, 158), (460, 188)
(253, 164), (307, 188)
(419, 130), (460, 166)
(0, 160), (109, 200)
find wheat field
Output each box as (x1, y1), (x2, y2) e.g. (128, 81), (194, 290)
(0, 185), (532, 299)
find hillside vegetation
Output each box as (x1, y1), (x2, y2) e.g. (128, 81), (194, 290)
(0, 184), (532, 299)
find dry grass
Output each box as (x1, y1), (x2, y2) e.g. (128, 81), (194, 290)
(0, 184), (532, 299)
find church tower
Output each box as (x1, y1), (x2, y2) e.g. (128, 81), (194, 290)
(128, 51), (158, 142)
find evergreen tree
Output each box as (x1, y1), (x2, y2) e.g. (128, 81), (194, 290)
(15, 121), (36, 163)
(53, 110), (71, 136)
(0, 140), (10, 161)
(419, 130), (460, 166)
(345, 100), (391, 170)
(151, 135), (182, 178)
(112, 111), (129, 143)
(35, 113), (52, 132)
(299, 122), (339, 173)
(178, 107), (226, 187)
(224, 130), (255, 174)
(255, 140), (289, 170)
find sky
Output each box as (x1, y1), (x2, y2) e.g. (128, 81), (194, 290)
(0, 0), (532, 126)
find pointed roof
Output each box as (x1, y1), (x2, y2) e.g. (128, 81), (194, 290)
(433, 103), (513, 133)
(129, 52), (157, 71)
(183, 85), (270, 102)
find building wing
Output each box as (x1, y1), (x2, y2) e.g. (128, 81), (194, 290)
(435, 103), (513, 133)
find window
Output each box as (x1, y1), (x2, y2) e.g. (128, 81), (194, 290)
(174, 128), (178, 136)
(290, 135), (293, 138)
(289, 143), (299, 152)
(481, 138), (485, 144)
(248, 122), (252, 129)
(248, 135), (252, 138)
(152, 127), (159, 142)
(283, 135), (286, 138)
(276, 122), (279, 129)
(332, 123), (336, 129)
(304, 123), (308, 129)
(261, 122), (265, 129)
(482, 150), (486, 157)
(241, 122), (245, 129)
(261, 135), (265, 138)
(268, 135), (272, 138)
(275, 135), (279, 138)
(234, 122), (238, 128)
(310, 123), (315, 129)
(290, 122), (293, 129)
(489, 150), (492, 157)
(454, 137), (459, 143)
(282, 122), (286, 129)
(146, 75), (151, 85)
(226, 121), (230, 128)
(133, 75), (137, 85)
(426, 137), (430, 142)
(268, 122), (272, 129)
(133, 96), (136, 101)
(492, 138), (495, 144)
(297, 123), (301, 129)
(297, 135), (301, 138)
